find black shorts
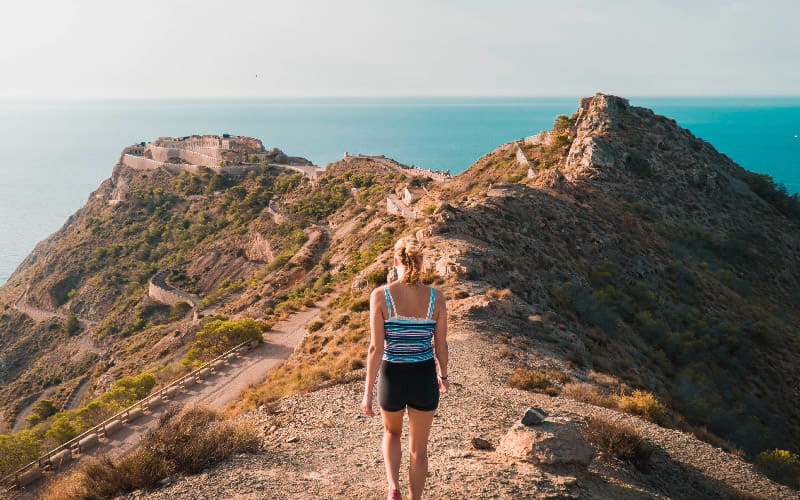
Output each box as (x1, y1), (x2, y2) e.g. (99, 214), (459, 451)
(378, 358), (440, 412)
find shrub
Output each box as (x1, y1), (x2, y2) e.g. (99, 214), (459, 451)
(184, 318), (264, 364)
(25, 399), (57, 426)
(366, 269), (388, 287)
(582, 417), (654, 472)
(308, 320), (324, 333)
(563, 382), (617, 408)
(0, 429), (41, 477)
(349, 298), (370, 313)
(487, 287), (512, 300)
(755, 449), (800, 489)
(169, 301), (192, 321)
(740, 171), (800, 221)
(41, 404), (260, 500)
(63, 312), (81, 335)
(507, 367), (565, 396)
(615, 390), (670, 427)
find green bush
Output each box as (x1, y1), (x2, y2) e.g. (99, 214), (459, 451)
(169, 301), (193, 321)
(184, 318), (264, 364)
(740, 171), (800, 221)
(615, 390), (670, 427)
(755, 449), (800, 489)
(25, 399), (57, 426)
(0, 429), (42, 476)
(366, 269), (387, 287)
(63, 312), (81, 335)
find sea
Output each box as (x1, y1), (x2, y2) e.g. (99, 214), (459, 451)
(1, 96), (799, 285)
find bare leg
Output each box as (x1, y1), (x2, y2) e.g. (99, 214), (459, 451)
(407, 407), (435, 500)
(381, 407), (405, 493)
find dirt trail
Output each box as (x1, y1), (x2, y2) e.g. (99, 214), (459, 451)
(14, 298), (331, 499)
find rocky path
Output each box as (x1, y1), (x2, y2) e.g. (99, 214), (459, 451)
(16, 298), (331, 499)
(13, 287), (97, 330)
(119, 316), (796, 500)
(13, 289), (65, 323)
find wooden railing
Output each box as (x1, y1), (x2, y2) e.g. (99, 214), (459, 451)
(1, 338), (259, 492)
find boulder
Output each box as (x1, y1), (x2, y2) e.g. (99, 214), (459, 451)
(471, 437), (495, 450)
(498, 418), (595, 466)
(351, 275), (368, 290)
(521, 407), (548, 426)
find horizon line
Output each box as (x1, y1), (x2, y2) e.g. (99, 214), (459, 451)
(3, 93), (800, 102)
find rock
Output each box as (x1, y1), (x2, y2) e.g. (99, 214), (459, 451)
(521, 406), (548, 426)
(350, 276), (368, 290)
(471, 437), (495, 450)
(286, 436), (299, 443)
(498, 419), (595, 466)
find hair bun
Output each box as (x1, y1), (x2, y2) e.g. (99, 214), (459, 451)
(394, 237), (423, 284)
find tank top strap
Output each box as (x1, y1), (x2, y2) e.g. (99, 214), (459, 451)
(426, 287), (436, 320)
(384, 286), (397, 318)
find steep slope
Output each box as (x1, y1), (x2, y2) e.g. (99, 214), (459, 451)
(443, 94), (800, 456)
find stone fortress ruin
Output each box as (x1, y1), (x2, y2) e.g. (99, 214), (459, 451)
(121, 134), (321, 177)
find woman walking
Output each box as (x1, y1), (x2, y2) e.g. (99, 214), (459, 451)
(362, 237), (449, 500)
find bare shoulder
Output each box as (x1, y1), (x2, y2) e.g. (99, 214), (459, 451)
(370, 286), (386, 302)
(431, 286), (447, 314)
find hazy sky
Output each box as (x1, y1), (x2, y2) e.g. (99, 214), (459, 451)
(1, 0), (797, 98)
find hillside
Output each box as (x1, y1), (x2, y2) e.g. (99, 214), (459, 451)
(2, 94), (800, 497)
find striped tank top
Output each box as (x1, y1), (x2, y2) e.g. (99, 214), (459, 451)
(383, 286), (437, 363)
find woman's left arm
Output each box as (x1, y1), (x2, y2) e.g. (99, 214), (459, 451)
(362, 287), (386, 416)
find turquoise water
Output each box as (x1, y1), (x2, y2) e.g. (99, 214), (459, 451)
(1, 97), (799, 284)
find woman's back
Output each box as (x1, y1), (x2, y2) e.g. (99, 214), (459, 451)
(383, 282), (436, 319)
(382, 283), (437, 363)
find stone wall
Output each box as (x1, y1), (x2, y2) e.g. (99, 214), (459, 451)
(122, 154), (181, 173)
(148, 146), (222, 167)
(386, 195), (418, 219)
(516, 146), (530, 167)
(148, 270), (200, 307)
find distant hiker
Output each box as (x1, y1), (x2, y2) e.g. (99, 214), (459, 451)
(362, 237), (449, 500)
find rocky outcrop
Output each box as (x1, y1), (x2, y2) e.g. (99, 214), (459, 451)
(498, 418), (595, 466)
(244, 232), (275, 263)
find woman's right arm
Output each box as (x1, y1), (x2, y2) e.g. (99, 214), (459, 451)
(362, 287), (386, 416)
(433, 289), (449, 393)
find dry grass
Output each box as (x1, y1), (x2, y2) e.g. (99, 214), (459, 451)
(562, 382), (617, 408)
(41, 404), (260, 500)
(582, 417), (654, 472)
(563, 382), (672, 427)
(234, 315), (370, 413)
(616, 390), (670, 426)
(507, 367), (569, 396)
(486, 287), (512, 300)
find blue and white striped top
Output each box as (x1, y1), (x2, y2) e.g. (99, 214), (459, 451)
(383, 286), (437, 363)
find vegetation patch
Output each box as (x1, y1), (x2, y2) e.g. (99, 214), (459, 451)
(0, 372), (157, 476)
(507, 367), (569, 396)
(183, 318), (265, 366)
(41, 404), (260, 499)
(582, 417), (654, 472)
(755, 449), (800, 490)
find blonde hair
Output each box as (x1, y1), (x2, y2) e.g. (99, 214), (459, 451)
(394, 237), (423, 285)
